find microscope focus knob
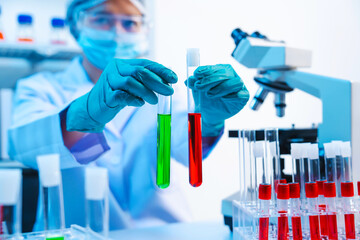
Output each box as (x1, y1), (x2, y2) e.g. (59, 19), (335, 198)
(231, 28), (248, 45)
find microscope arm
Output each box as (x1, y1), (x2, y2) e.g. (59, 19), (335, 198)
(272, 70), (351, 145)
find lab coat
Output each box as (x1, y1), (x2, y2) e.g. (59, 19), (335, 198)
(8, 57), (199, 230)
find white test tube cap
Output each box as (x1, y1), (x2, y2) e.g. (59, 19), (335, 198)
(308, 144), (319, 159)
(341, 141), (352, 158)
(291, 143), (302, 159)
(324, 143), (336, 158)
(300, 143), (311, 158)
(0, 169), (22, 205)
(37, 154), (61, 187)
(187, 48), (200, 67)
(85, 167), (108, 201)
(331, 141), (342, 156)
(253, 141), (265, 158)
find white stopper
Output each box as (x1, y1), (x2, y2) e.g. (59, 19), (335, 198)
(85, 167), (108, 201)
(0, 169), (22, 205)
(308, 144), (319, 160)
(331, 141), (342, 156)
(291, 143), (302, 159)
(341, 141), (352, 158)
(324, 143), (336, 159)
(37, 154), (61, 187)
(187, 48), (200, 67)
(299, 143), (311, 158)
(253, 141), (265, 158)
(268, 141), (277, 157)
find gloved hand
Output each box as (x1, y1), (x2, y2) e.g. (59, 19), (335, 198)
(67, 59), (177, 132)
(186, 64), (249, 137)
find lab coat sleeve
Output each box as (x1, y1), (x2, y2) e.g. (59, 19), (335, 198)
(8, 74), (109, 169)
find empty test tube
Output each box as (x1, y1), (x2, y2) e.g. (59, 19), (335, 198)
(157, 93), (172, 189)
(186, 48), (202, 187)
(324, 143), (338, 197)
(85, 167), (109, 237)
(258, 184), (271, 240)
(289, 183), (302, 240)
(341, 142), (352, 182)
(37, 154), (65, 240)
(0, 169), (22, 237)
(324, 182), (338, 240)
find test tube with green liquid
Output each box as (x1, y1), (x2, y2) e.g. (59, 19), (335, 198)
(157, 92), (172, 189)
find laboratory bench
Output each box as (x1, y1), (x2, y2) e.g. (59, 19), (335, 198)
(109, 221), (232, 240)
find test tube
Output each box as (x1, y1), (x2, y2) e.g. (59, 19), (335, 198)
(157, 93), (172, 189)
(277, 184), (290, 240)
(324, 143), (339, 197)
(0, 169), (22, 237)
(341, 142), (352, 182)
(341, 181), (356, 239)
(308, 144), (320, 182)
(289, 183), (302, 240)
(253, 141), (269, 195)
(324, 182), (338, 240)
(265, 129), (281, 200)
(291, 144), (306, 199)
(258, 184), (271, 240)
(37, 154), (65, 239)
(85, 167), (109, 237)
(316, 180), (328, 238)
(332, 141), (345, 196)
(186, 48), (202, 187)
(305, 182), (321, 240)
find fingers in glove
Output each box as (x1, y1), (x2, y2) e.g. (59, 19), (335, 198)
(204, 77), (245, 98)
(121, 59), (178, 84)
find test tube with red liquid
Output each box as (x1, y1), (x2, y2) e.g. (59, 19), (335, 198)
(277, 183), (289, 240)
(289, 183), (302, 240)
(316, 180), (328, 238)
(341, 181), (356, 239)
(258, 184), (271, 240)
(305, 182), (321, 240)
(324, 182), (338, 240)
(186, 48), (202, 187)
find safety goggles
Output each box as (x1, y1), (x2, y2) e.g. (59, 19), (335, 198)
(78, 11), (149, 33)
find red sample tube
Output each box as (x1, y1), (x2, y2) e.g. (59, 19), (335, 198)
(316, 180), (328, 237)
(188, 113), (202, 187)
(341, 181), (356, 239)
(277, 183), (289, 240)
(289, 183), (302, 240)
(305, 182), (320, 240)
(259, 184), (272, 240)
(324, 182), (338, 240)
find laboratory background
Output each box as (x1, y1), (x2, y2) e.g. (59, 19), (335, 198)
(0, 0), (360, 239)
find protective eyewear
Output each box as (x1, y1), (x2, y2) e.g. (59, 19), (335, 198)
(78, 12), (149, 33)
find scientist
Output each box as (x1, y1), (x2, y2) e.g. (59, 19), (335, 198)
(8, 0), (249, 230)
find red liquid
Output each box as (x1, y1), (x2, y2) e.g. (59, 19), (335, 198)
(18, 38), (33, 42)
(291, 216), (303, 240)
(278, 212), (289, 240)
(344, 213), (356, 239)
(318, 204), (328, 236)
(309, 215), (320, 240)
(188, 113), (202, 187)
(327, 214), (338, 240)
(259, 217), (269, 240)
(0, 32), (4, 40)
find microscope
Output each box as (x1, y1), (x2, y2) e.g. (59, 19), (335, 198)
(222, 28), (360, 230)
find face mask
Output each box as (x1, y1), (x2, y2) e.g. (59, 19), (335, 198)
(77, 27), (149, 70)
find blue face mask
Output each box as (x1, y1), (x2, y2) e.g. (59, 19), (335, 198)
(77, 28), (149, 70)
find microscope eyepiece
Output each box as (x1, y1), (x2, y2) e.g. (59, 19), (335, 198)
(231, 28), (248, 45)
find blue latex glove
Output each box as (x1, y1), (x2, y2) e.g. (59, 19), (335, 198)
(186, 64), (249, 137)
(67, 59), (177, 132)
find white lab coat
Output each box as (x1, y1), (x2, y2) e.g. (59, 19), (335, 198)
(8, 57), (195, 230)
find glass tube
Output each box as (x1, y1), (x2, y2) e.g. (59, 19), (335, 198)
(291, 143), (306, 199)
(239, 130), (245, 202)
(341, 141), (352, 182)
(264, 129), (281, 200)
(186, 48), (202, 187)
(0, 169), (22, 238)
(85, 167), (109, 238)
(324, 143), (338, 197)
(241, 130), (256, 203)
(308, 144), (320, 182)
(157, 93), (172, 189)
(37, 154), (65, 239)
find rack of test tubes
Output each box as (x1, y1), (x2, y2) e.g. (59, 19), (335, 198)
(233, 128), (359, 240)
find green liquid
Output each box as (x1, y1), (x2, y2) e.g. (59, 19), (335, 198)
(46, 237), (64, 240)
(157, 114), (171, 189)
